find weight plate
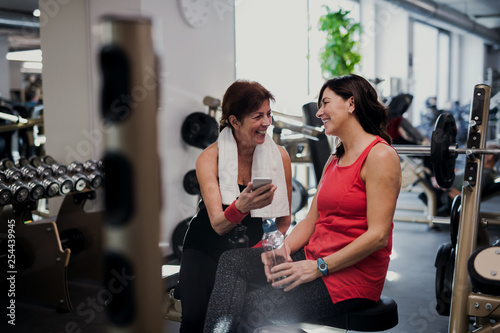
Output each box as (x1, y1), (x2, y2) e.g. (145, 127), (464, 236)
(431, 113), (457, 189)
(291, 178), (308, 215)
(434, 242), (454, 316)
(181, 112), (219, 149)
(183, 169), (200, 195)
(450, 194), (461, 248)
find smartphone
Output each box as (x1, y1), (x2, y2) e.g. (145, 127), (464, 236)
(252, 178), (272, 190)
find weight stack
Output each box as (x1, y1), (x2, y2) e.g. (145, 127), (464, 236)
(99, 17), (162, 333)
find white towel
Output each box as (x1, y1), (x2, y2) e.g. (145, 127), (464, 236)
(218, 127), (290, 218)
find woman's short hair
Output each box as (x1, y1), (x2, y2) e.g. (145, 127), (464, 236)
(219, 80), (275, 132)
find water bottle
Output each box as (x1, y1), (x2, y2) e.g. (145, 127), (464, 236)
(262, 219), (287, 286)
(228, 223), (249, 249)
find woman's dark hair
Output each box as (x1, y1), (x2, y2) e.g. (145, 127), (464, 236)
(219, 80), (275, 132)
(317, 74), (391, 158)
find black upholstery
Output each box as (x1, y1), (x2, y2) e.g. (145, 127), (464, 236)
(306, 295), (399, 331)
(302, 102), (331, 186)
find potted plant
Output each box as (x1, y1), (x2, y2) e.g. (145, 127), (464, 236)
(318, 6), (362, 79)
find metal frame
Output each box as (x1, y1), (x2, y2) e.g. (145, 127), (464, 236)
(449, 84), (496, 333)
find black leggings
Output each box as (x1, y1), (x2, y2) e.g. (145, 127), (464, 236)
(203, 247), (375, 333)
(178, 248), (219, 333)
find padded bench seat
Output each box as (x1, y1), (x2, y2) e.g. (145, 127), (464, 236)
(255, 295), (398, 332)
(306, 295), (398, 331)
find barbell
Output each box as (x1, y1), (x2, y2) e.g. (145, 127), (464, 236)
(394, 112), (499, 189)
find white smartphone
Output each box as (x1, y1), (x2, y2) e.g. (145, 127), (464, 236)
(252, 178), (272, 190)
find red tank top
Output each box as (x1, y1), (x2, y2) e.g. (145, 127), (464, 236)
(304, 136), (393, 303)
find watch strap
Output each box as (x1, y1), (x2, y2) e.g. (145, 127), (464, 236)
(317, 258), (328, 276)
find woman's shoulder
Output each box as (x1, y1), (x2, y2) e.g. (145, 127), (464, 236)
(367, 140), (400, 165)
(196, 142), (218, 165)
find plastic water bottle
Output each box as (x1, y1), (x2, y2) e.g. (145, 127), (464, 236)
(228, 223), (249, 249)
(262, 219), (287, 287)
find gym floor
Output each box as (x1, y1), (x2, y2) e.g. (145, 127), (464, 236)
(2, 190), (500, 333)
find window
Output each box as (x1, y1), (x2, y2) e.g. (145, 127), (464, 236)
(235, 0), (359, 116)
(411, 20), (451, 125)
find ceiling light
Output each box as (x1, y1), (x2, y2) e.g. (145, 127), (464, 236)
(22, 62), (43, 69)
(33, 9), (41, 17)
(6, 49), (42, 62)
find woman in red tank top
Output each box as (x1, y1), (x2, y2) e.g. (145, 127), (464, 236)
(203, 74), (402, 333)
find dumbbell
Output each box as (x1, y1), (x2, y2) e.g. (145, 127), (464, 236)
(83, 159), (104, 189)
(41, 155), (67, 176)
(67, 161), (84, 174)
(57, 175), (74, 195)
(15, 157), (30, 169)
(66, 163), (88, 192)
(3, 165), (44, 201)
(0, 183), (12, 205)
(17, 165), (46, 200)
(83, 159), (99, 172)
(41, 177), (60, 198)
(9, 180), (30, 204)
(0, 157), (15, 171)
(4, 167), (23, 182)
(28, 155), (42, 168)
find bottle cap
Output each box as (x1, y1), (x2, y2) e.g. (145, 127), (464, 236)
(262, 219), (277, 233)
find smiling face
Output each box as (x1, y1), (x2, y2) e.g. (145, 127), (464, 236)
(230, 99), (272, 147)
(316, 88), (354, 136)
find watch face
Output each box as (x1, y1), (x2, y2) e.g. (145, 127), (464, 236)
(179, 0), (211, 28)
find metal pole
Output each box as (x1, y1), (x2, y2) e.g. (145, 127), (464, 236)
(392, 145), (431, 155)
(448, 84), (491, 333)
(393, 145), (500, 156)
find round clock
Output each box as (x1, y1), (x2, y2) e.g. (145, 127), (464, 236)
(178, 0), (211, 28)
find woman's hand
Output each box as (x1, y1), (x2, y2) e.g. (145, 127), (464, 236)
(235, 182), (276, 213)
(268, 259), (321, 292)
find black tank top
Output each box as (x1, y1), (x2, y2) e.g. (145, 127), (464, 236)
(182, 184), (264, 262)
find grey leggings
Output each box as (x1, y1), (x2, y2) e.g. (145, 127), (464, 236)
(203, 247), (375, 333)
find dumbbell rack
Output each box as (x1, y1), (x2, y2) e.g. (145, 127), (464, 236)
(0, 157), (104, 312)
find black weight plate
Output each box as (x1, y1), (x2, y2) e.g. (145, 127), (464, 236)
(291, 178), (308, 215)
(183, 169), (200, 195)
(450, 194), (461, 248)
(431, 113), (457, 189)
(172, 217), (191, 261)
(434, 242), (454, 316)
(181, 112), (219, 149)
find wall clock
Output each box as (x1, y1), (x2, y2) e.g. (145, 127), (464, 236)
(178, 0), (211, 28)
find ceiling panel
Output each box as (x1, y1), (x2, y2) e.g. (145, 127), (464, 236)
(433, 0), (500, 29)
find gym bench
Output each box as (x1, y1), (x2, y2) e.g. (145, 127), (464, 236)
(162, 265), (398, 332)
(255, 295), (398, 332)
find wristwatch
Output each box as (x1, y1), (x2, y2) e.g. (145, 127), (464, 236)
(317, 258), (329, 276)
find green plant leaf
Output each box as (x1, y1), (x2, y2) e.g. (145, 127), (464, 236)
(318, 6), (362, 79)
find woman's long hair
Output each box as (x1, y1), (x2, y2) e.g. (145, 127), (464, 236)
(317, 74), (391, 158)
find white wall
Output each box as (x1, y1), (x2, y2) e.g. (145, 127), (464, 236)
(373, 0), (409, 98)
(235, 0), (309, 116)
(141, 0), (236, 256)
(40, 0), (235, 257)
